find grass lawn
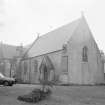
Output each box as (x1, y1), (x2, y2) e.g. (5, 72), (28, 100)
(1, 84), (105, 105)
(38, 85), (105, 105)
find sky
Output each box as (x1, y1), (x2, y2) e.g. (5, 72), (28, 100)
(0, 0), (105, 51)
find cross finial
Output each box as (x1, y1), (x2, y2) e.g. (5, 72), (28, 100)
(36, 32), (40, 39)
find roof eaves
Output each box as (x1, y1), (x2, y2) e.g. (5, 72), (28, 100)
(22, 36), (40, 58)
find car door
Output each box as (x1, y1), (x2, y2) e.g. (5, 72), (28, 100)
(0, 75), (4, 84)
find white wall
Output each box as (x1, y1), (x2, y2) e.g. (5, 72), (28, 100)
(21, 50), (63, 83)
(67, 17), (104, 84)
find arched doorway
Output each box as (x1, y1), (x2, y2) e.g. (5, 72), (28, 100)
(39, 55), (55, 83)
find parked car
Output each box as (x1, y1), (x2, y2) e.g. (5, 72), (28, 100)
(0, 72), (16, 86)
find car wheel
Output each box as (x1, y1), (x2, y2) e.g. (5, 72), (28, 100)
(4, 81), (9, 86)
(9, 83), (13, 86)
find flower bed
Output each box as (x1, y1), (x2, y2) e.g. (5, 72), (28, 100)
(17, 88), (52, 103)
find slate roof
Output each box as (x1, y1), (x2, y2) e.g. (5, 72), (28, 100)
(28, 17), (82, 57)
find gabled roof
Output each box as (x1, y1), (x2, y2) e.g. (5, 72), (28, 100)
(28, 17), (83, 57)
(0, 43), (26, 59)
(0, 43), (18, 59)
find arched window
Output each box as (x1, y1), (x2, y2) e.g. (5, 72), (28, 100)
(34, 60), (38, 72)
(24, 61), (28, 75)
(82, 46), (88, 62)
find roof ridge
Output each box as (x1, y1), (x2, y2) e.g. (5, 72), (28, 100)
(38, 17), (82, 40)
(1, 43), (18, 47)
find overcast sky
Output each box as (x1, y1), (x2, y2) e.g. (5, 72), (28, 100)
(0, 0), (105, 51)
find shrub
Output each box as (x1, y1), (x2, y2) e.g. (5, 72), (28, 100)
(17, 88), (52, 103)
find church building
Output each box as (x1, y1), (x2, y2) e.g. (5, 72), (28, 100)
(21, 15), (104, 85)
